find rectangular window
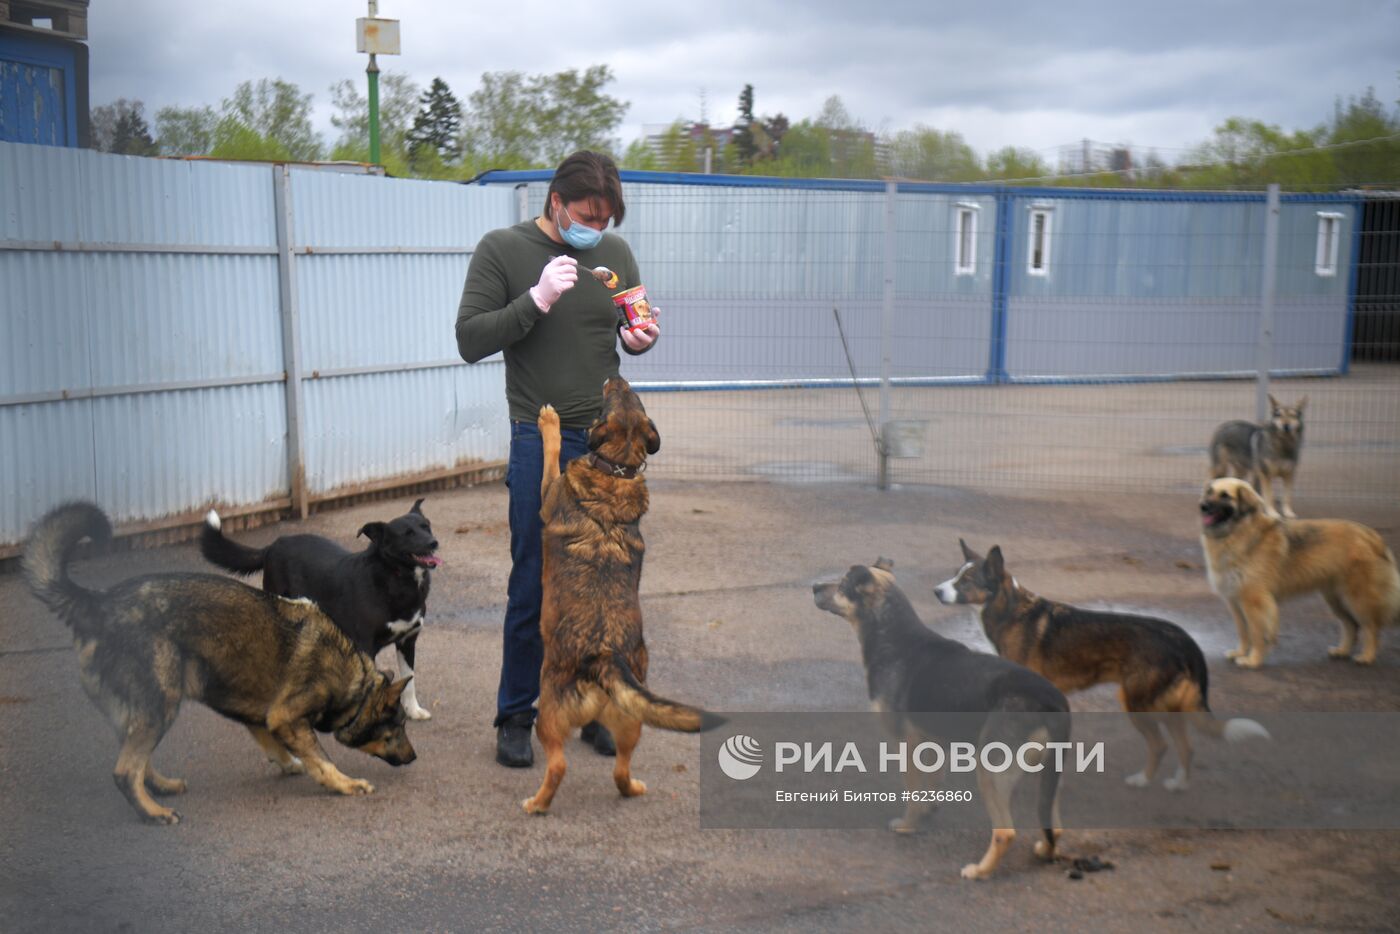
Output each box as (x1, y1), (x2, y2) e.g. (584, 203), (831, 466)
(1315, 212), (1342, 277)
(1027, 205), (1053, 276)
(954, 203), (978, 275)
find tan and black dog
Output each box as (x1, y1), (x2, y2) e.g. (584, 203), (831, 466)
(1209, 394), (1306, 518)
(815, 559), (1068, 880)
(523, 377), (722, 816)
(22, 502), (416, 825)
(1200, 477), (1400, 667)
(936, 540), (1268, 792)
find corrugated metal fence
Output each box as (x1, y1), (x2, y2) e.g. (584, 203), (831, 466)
(1, 141), (516, 552)
(3, 148), (1394, 553)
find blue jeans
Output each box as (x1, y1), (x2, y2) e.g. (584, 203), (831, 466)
(495, 419), (591, 726)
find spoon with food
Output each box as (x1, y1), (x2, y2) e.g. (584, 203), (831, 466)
(552, 256), (619, 290)
(581, 263), (619, 289)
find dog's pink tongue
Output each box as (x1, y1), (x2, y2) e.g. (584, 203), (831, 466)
(418, 555), (444, 568)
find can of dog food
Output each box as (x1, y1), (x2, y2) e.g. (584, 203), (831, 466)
(612, 285), (656, 332)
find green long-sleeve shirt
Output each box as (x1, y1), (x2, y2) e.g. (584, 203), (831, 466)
(455, 219), (649, 428)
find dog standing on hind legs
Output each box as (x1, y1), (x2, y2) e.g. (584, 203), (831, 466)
(522, 379), (722, 816)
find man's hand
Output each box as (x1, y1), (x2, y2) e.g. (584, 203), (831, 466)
(620, 322), (659, 352)
(529, 256), (578, 312)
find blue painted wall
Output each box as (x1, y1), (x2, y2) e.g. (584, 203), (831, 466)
(0, 30), (82, 147)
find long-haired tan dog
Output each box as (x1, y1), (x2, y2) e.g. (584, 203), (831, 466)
(1199, 478), (1400, 668)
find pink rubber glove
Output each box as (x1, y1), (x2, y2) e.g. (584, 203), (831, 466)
(529, 256), (578, 312)
(620, 321), (660, 352)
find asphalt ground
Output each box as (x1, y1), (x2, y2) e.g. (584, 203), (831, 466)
(3, 478), (1398, 933)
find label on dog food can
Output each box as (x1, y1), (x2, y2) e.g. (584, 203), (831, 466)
(612, 285), (655, 332)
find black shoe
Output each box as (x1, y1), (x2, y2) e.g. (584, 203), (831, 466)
(580, 720), (616, 757)
(496, 712), (534, 768)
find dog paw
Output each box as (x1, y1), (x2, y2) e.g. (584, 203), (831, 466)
(1225, 647), (1246, 659)
(1163, 776), (1190, 793)
(888, 816), (919, 834)
(1353, 654), (1376, 666)
(341, 779), (374, 796)
(522, 796), (549, 815)
(143, 808), (181, 826)
(1233, 655), (1263, 669)
(1327, 646), (1351, 659)
(619, 779), (647, 798)
(1033, 839), (1057, 861)
(959, 864), (989, 881)
(537, 405), (559, 431)
(406, 705), (433, 721)
(1124, 771), (1150, 788)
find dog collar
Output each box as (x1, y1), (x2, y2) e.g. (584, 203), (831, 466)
(587, 452), (644, 479)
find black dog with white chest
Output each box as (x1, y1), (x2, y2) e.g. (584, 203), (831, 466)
(201, 498), (440, 720)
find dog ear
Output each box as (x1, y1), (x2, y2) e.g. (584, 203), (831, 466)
(985, 545), (1005, 580)
(1296, 395), (1308, 413)
(358, 522), (387, 543)
(410, 498), (425, 515)
(959, 538), (980, 562)
(644, 418), (661, 455)
(384, 676), (412, 707)
(873, 556), (895, 572)
(587, 418), (606, 451)
(1268, 393), (1281, 414)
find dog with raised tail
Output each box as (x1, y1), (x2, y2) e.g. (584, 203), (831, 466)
(201, 499), (439, 720)
(23, 502), (416, 825)
(936, 540), (1269, 793)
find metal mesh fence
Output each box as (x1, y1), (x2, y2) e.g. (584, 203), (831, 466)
(489, 175), (1396, 502)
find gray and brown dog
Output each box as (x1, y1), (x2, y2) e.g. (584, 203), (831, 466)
(523, 377), (722, 816)
(815, 558), (1068, 880)
(22, 502), (416, 825)
(1209, 394), (1306, 518)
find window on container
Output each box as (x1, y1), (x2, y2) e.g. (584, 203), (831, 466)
(1315, 212), (1343, 277)
(1027, 206), (1053, 276)
(955, 204), (979, 275)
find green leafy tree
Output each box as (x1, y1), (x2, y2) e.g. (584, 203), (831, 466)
(207, 117), (292, 161)
(154, 104), (218, 156)
(407, 77), (464, 163)
(462, 65), (628, 166)
(1179, 117), (1330, 190)
(221, 79), (322, 161)
(620, 137), (660, 171)
(329, 72), (421, 157)
(983, 146), (1049, 182)
(886, 125), (980, 181)
(1328, 86), (1400, 187)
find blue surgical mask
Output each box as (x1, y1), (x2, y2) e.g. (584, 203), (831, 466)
(557, 204), (604, 251)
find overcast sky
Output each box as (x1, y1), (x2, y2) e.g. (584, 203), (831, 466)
(90, 1), (1399, 164)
